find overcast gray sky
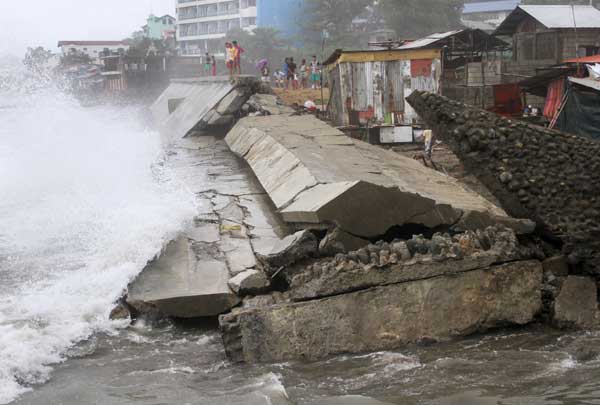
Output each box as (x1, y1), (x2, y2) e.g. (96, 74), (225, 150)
(0, 0), (175, 57)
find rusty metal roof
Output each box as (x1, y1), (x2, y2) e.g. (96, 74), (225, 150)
(495, 5), (600, 36)
(397, 28), (507, 51)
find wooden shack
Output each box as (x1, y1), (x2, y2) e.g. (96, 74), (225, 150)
(495, 5), (600, 79)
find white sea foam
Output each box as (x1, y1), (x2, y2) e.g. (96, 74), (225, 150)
(0, 81), (195, 403)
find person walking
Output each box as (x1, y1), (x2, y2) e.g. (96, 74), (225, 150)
(204, 53), (211, 76)
(211, 55), (217, 76)
(310, 56), (321, 89)
(299, 58), (308, 89)
(423, 129), (434, 159)
(282, 58), (290, 89)
(287, 57), (297, 90)
(232, 40), (244, 75)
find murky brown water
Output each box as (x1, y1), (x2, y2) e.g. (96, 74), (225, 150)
(15, 321), (600, 405)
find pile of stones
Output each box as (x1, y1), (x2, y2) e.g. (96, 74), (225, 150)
(407, 91), (600, 275)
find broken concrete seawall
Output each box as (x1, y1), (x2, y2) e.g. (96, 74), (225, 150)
(122, 78), (587, 363)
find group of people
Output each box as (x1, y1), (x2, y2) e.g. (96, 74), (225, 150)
(226, 41), (245, 78)
(271, 56), (322, 89)
(203, 42), (322, 90)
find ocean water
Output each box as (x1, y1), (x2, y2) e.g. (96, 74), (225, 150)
(0, 69), (196, 403)
(3, 67), (600, 405)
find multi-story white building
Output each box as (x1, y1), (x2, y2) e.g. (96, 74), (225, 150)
(175, 0), (257, 56)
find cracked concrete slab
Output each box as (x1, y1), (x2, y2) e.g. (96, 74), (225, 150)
(127, 237), (240, 318)
(128, 136), (291, 318)
(226, 115), (507, 238)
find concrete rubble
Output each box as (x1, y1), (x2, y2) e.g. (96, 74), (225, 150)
(225, 114), (527, 239)
(553, 276), (600, 329)
(150, 76), (263, 143)
(125, 82), (600, 364)
(220, 258), (543, 363)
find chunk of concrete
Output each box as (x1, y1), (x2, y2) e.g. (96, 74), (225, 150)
(216, 88), (248, 116)
(257, 230), (318, 273)
(319, 227), (369, 256)
(226, 115), (508, 239)
(553, 276), (600, 329)
(452, 210), (536, 235)
(543, 256), (569, 278)
(228, 269), (271, 295)
(219, 261), (542, 363)
(246, 93), (294, 115)
(127, 237), (240, 318)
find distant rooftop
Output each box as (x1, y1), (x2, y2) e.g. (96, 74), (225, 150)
(495, 5), (600, 36)
(58, 41), (128, 47)
(463, 0), (521, 14)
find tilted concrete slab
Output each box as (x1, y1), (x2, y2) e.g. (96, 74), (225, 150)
(127, 237), (240, 318)
(150, 81), (200, 126)
(158, 80), (234, 142)
(226, 115), (507, 238)
(127, 136), (291, 318)
(220, 260), (543, 363)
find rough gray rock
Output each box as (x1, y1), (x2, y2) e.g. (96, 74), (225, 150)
(109, 302), (131, 321)
(553, 276), (600, 329)
(228, 269), (271, 295)
(127, 237), (241, 318)
(257, 230), (318, 274)
(219, 260), (543, 363)
(319, 227), (369, 256)
(287, 226), (529, 301)
(543, 256), (569, 277)
(246, 93), (294, 116)
(452, 211), (536, 235)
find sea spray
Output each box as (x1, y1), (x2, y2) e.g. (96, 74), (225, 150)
(0, 73), (195, 403)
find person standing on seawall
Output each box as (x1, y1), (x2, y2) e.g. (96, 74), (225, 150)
(233, 41), (245, 75)
(204, 53), (211, 76)
(225, 42), (236, 79)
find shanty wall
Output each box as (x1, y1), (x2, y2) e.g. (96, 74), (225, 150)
(328, 58), (441, 127)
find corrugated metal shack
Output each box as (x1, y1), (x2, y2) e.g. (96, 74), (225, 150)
(398, 29), (508, 110)
(325, 29), (508, 141)
(325, 48), (441, 132)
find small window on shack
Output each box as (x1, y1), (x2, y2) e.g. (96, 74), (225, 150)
(579, 46), (600, 57)
(536, 32), (556, 60)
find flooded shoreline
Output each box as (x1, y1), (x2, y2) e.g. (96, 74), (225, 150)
(15, 322), (600, 405)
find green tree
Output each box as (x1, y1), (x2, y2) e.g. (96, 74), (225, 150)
(302, 0), (373, 49)
(377, 0), (465, 38)
(225, 27), (292, 72)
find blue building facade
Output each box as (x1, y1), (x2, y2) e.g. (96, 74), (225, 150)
(257, 0), (305, 39)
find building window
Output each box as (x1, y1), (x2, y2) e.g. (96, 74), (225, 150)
(579, 46), (600, 57)
(536, 32), (556, 60)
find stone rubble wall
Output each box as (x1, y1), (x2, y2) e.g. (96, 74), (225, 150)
(406, 91), (600, 275)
